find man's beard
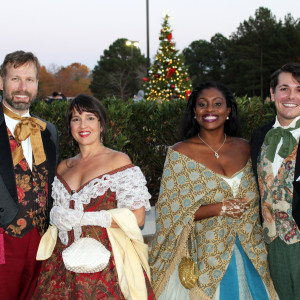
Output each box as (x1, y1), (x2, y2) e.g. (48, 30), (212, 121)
(3, 88), (36, 111)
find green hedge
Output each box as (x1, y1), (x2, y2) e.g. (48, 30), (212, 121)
(31, 97), (276, 204)
(236, 96), (276, 140)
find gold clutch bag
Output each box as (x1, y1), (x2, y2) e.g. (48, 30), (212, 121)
(178, 223), (199, 289)
(178, 256), (199, 289)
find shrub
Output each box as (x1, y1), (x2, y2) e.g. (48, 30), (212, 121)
(236, 96), (276, 140)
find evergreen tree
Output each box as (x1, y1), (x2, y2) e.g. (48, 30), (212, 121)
(225, 7), (300, 99)
(181, 7), (300, 100)
(183, 33), (229, 87)
(90, 38), (146, 101)
(144, 14), (192, 101)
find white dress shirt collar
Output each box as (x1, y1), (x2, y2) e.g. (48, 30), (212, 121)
(273, 116), (300, 129)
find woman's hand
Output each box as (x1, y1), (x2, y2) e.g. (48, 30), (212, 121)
(219, 198), (250, 219)
(50, 206), (83, 231)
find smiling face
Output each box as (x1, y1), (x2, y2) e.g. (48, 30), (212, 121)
(0, 62), (38, 115)
(271, 72), (300, 126)
(193, 87), (231, 132)
(70, 109), (102, 146)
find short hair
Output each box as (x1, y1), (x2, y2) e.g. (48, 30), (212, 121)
(270, 62), (300, 91)
(52, 91), (59, 97)
(67, 94), (107, 139)
(181, 81), (240, 139)
(0, 50), (40, 78)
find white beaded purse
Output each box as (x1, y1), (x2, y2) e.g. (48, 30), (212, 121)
(62, 227), (110, 273)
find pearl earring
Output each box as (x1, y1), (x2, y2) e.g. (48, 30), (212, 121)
(226, 116), (229, 120)
(194, 116), (196, 119)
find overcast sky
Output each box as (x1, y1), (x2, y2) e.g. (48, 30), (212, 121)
(0, 0), (299, 70)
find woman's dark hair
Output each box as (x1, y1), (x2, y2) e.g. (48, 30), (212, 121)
(67, 94), (107, 140)
(181, 81), (240, 139)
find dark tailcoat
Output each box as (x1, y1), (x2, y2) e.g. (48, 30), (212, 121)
(0, 104), (59, 229)
(250, 120), (300, 228)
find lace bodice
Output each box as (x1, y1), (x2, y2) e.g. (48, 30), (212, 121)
(52, 166), (151, 211)
(220, 171), (244, 198)
(51, 165), (151, 245)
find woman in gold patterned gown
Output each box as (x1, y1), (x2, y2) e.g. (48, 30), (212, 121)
(149, 82), (277, 300)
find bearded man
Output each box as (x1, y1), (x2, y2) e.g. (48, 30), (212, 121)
(0, 50), (59, 300)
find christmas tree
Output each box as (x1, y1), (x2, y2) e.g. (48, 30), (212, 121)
(144, 14), (192, 101)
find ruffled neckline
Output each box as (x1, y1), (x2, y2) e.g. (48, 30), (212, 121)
(56, 163), (135, 195)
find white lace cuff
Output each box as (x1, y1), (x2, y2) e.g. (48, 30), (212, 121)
(81, 211), (112, 228)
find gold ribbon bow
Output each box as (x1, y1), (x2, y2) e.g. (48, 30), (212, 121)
(2, 104), (47, 166)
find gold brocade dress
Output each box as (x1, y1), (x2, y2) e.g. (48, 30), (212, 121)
(149, 148), (276, 300)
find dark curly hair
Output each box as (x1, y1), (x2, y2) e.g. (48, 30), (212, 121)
(181, 81), (240, 139)
(67, 94), (107, 140)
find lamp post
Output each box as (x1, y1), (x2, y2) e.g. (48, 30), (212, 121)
(146, 0), (150, 76)
(125, 40), (139, 72)
(126, 40), (139, 97)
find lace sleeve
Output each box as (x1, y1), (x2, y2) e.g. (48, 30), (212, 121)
(110, 166), (151, 211)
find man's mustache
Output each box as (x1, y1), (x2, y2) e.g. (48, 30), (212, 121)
(12, 91), (32, 97)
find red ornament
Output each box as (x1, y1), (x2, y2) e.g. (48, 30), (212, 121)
(142, 77), (149, 82)
(171, 85), (175, 89)
(185, 90), (192, 100)
(167, 33), (172, 41)
(166, 68), (176, 78)
(155, 74), (159, 78)
(185, 78), (189, 81)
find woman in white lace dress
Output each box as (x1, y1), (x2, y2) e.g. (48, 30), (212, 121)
(34, 94), (156, 300)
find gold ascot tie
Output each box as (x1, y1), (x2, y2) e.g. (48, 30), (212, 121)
(2, 104), (47, 167)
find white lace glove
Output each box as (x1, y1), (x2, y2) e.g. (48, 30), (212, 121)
(50, 206), (84, 231)
(219, 198), (250, 219)
(80, 210), (112, 228)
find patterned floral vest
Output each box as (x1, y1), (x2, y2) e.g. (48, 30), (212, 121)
(257, 142), (300, 244)
(5, 128), (49, 238)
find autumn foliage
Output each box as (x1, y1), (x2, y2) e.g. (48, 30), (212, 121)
(38, 63), (92, 98)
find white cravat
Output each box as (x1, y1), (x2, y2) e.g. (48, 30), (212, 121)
(271, 116), (300, 177)
(3, 104), (33, 170)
